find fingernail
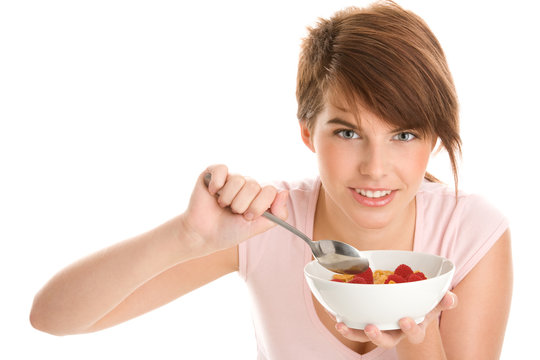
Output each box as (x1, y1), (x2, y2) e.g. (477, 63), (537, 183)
(244, 212), (254, 221)
(449, 293), (457, 308)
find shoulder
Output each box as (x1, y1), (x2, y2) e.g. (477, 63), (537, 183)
(263, 177), (321, 213)
(418, 180), (506, 227)
(417, 180), (509, 287)
(264, 177), (319, 195)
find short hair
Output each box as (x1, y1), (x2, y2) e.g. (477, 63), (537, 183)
(296, 0), (461, 189)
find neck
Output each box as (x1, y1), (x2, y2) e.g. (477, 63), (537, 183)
(313, 186), (416, 251)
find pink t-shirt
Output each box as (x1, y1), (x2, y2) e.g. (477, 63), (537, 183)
(238, 178), (508, 359)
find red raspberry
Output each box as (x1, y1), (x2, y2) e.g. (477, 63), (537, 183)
(413, 271), (427, 280)
(394, 264), (413, 279)
(349, 276), (367, 284)
(407, 274), (424, 282)
(384, 274), (406, 284)
(353, 267), (373, 284)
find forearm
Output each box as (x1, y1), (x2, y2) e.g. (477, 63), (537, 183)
(396, 320), (446, 360)
(30, 214), (207, 335)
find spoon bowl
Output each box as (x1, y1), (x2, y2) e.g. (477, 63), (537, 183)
(203, 173), (369, 274)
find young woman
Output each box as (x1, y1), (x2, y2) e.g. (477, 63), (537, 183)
(30, 1), (512, 359)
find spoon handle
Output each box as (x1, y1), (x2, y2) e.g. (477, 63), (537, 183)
(262, 211), (315, 247)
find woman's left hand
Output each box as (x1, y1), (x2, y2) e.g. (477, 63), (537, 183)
(335, 291), (457, 348)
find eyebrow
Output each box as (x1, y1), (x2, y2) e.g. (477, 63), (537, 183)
(326, 117), (422, 135)
(326, 118), (358, 129)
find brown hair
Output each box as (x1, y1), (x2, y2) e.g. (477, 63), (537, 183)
(296, 0), (461, 191)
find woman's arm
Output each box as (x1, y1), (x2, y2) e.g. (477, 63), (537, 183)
(84, 243), (240, 334)
(440, 229), (513, 359)
(395, 229), (512, 359)
(29, 216), (237, 335)
(30, 165), (288, 335)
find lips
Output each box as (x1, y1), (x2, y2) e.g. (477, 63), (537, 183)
(350, 187), (396, 207)
(355, 189), (392, 198)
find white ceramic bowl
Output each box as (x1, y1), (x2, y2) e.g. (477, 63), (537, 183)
(304, 250), (454, 330)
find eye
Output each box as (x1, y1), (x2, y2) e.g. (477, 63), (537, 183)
(336, 129), (360, 139)
(393, 132), (416, 142)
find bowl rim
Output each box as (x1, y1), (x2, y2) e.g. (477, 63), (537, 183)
(304, 250), (455, 285)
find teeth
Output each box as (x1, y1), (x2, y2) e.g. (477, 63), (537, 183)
(356, 189), (392, 198)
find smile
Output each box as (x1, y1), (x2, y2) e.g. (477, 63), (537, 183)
(350, 188), (396, 207)
(355, 189), (392, 198)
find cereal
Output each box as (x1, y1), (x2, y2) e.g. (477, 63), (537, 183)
(331, 274), (355, 282)
(373, 270), (393, 284)
(331, 264), (428, 284)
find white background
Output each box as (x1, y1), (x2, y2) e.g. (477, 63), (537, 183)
(1, 0), (538, 358)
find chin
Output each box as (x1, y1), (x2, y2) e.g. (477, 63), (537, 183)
(349, 211), (394, 230)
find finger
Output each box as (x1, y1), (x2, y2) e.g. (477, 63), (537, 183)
(230, 178), (262, 215)
(438, 291), (457, 311)
(243, 185), (278, 220)
(364, 324), (402, 348)
(270, 190), (289, 220)
(335, 323), (370, 343)
(398, 318), (425, 344)
(216, 174), (246, 209)
(204, 164), (228, 195)
(445, 291), (458, 310)
(424, 291), (458, 324)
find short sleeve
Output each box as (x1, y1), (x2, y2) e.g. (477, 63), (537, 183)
(450, 194), (509, 287)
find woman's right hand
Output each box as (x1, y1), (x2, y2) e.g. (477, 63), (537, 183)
(181, 164), (289, 254)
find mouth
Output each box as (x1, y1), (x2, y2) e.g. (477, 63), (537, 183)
(354, 189), (392, 198)
(350, 187), (396, 207)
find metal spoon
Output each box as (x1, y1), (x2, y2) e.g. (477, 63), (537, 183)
(204, 173), (369, 274)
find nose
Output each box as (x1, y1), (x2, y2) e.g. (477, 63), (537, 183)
(358, 141), (388, 180)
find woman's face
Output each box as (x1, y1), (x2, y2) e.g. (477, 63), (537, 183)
(301, 101), (436, 230)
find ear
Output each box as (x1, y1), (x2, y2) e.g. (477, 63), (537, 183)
(299, 121), (315, 153)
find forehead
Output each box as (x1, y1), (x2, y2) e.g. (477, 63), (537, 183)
(320, 87), (432, 135)
(318, 96), (395, 131)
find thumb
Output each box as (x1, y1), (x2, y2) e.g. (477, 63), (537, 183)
(270, 190), (289, 221)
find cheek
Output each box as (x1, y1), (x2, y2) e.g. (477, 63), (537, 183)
(316, 142), (349, 175)
(413, 150), (431, 171)
(398, 146), (432, 182)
